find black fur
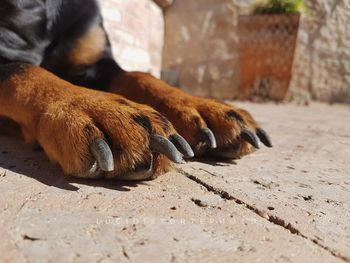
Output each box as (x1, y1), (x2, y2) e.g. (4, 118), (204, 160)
(133, 115), (153, 134)
(0, 0), (122, 90)
(151, 111), (171, 133)
(226, 110), (244, 123)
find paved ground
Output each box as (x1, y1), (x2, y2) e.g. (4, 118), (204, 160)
(0, 102), (349, 263)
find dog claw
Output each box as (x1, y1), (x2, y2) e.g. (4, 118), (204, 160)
(150, 134), (184, 163)
(256, 128), (272, 147)
(241, 129), (260, 149)
(169, 134), (194, 158)
(200, 128), (217, 149)
(90, 139), (114, 172)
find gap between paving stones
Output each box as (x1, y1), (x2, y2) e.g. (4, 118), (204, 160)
(177, 168), (350, 263)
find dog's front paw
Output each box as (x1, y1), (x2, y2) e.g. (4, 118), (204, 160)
(0, 64), (193, 181)
(158, 95), (272, 159)
(190, 98), (272, 158)
(36, 91), (193, 180)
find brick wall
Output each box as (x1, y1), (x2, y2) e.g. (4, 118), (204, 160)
(98, 0), (164, 77)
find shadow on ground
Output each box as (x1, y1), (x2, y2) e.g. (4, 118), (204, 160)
(0, 137), (146, 192)
(0, 136), (237, 192)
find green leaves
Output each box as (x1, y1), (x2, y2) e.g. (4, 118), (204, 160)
(252, 0), (308, 15)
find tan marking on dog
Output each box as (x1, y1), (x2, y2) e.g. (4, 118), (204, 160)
(68, 25), (106, 66)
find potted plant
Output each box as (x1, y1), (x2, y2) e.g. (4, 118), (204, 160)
(238, 0), (307, 101)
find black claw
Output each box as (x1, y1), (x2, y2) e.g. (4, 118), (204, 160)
(256, 128), (273, 147)
(199, 128), (217, 149)
(240, 129), (260, 149)
(90, 139), (114, 172)
(169, 134), (194, 158)
(150, 134), (184, 163)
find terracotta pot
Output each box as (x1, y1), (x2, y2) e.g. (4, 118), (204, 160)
(238, 13), (300, 101)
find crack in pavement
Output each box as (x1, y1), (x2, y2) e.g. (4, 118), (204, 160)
(177, 168), (350, 263)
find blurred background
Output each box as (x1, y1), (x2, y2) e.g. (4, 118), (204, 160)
(98, 0), (350, 104)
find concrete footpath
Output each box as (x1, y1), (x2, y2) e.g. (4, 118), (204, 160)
(0, 102), (349, 263)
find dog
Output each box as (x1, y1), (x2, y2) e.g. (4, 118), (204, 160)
(0, 0), (272, 180)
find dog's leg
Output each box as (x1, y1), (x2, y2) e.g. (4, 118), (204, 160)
(0, 63), (191, 180)
(107, 71), (272, 159)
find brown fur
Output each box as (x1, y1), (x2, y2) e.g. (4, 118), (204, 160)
(0, 64), (172, 177)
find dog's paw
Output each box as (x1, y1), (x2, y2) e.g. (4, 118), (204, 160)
(193, 98), (272, 158)
(160, 95), (272, 159)
(36, 92), (193, 180)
